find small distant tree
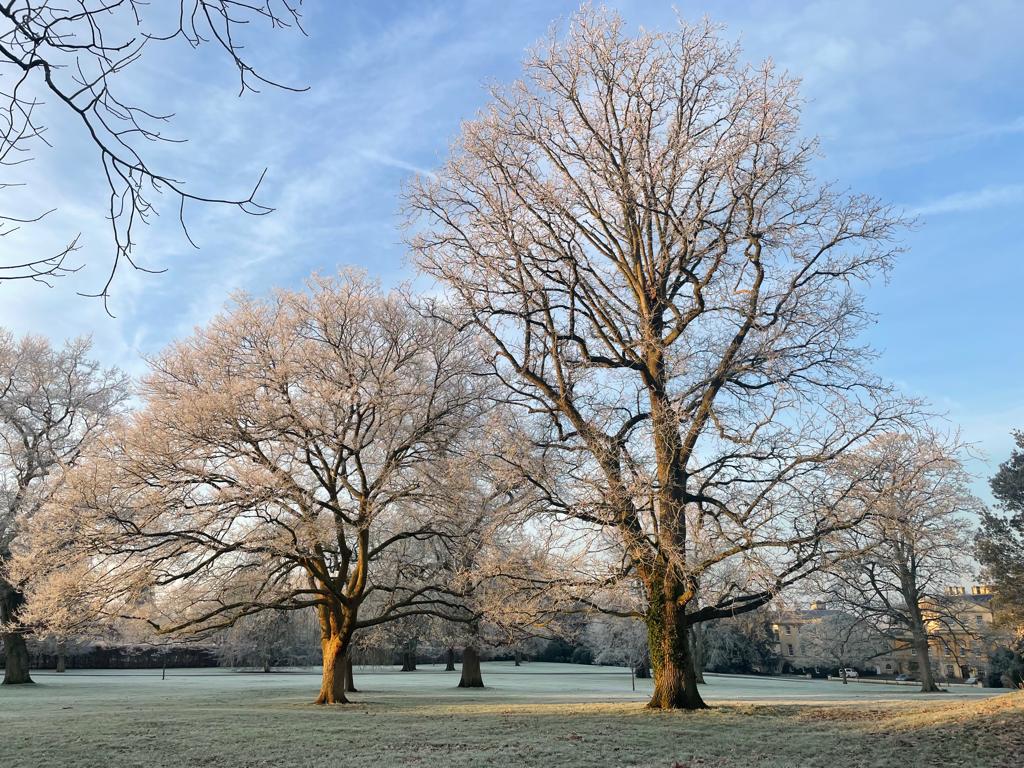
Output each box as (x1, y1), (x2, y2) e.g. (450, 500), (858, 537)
(977, 431), (1024, 637)
(799, 613), (883, 674)
(10, 274), (488, 704)
(214, 609), (319, 671)
(700, 609), (776, 674)
(821, 432), (982, 693)
(586, 615), (649, 689)
(0, 332), (128, 685)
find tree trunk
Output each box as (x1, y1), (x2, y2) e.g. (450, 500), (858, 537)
(445, 647), (456, 672)
(401, 650), (416, 672)
(635, 648), (651, 679)
(458, 646), (484, 688)
(646, 581), (706, 710)
(262, 658), (271, 673)
(644, 370), (705, 710)
(912, 633), (941, 693)
(315, 633), (349, 705)
(1, 632), (33, 685)
(56, 646), (66, 674)
(691, 625), (706, 684)
(514, 649), (521, 667)
(343, 654), (358, 693)
(1, 579), (33, 685)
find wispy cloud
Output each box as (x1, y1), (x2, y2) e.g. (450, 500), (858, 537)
(910, 183), (1024, 216)
(360, 149), (438, 181)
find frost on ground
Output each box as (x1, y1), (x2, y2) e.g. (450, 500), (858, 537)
(0, 662), (1020, 768)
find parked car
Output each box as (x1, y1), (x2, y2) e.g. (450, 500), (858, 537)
(894, 673), (912, 682)
(839, 668), (859, 678)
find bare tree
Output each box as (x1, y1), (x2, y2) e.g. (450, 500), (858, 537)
(405, 8), (915, 709)
(820, 432), (982, 692)
(586, 613), (649, 689)
(10, 273), (489, 703)
(0, 1), (304, 300)
(798, 611), (883, 675)
(0, 331), (128, 684)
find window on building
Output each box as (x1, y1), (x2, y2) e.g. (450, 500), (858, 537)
(975, 616), (984, 627)
(885, 663), (892, 670)
(787, 644), (795, 656)
(911, 647), (917, 656)
(785, 625), (791, 635)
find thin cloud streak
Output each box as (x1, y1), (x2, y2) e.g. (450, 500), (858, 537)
(911, 184), (1024, 216)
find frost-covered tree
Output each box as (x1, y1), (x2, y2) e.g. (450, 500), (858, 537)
(798, 612), (884, 673)
(11, 273), (489, 703)
(821, 432), (982, 693)
(406, 7), (916, 709)
(0, 332), (128, 684)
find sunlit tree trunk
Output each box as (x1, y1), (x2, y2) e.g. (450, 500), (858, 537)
(645, 579), (706, 710)
(315, 602), (354, 705)
(445, 647), (456, 671)
(316, 633), (349, 705)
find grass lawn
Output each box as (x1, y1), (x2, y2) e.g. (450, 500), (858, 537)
(0, 662), (1020, 767)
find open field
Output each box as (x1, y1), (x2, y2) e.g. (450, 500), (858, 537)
(1, 662), (1021, 767)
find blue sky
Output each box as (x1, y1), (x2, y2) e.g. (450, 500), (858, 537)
(0, 0), (1021, 493)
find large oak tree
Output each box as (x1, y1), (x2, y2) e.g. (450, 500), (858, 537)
(406, 8), (916, 709)
(13, 273), (488, 703)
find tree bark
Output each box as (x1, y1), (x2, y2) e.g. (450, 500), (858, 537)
(445, 647), (456, 672)
(642, 359), (706, 710)
(912, 633), (941, 693)
(691, 625), (706, 685)
(458, 646), (484, 688)
(634, 648), (651, 679)
(401, 650), (416, 672)
(903, 590), (941, 694)
(645, 580), (706, 710)
(1, 580), (33, 685)
(343, 653), (358, 693)
(315, 633), (349, 705)
(2, 632), (33, 685)
(514, 649), (521, 667)
(56, 646), (66, 674)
